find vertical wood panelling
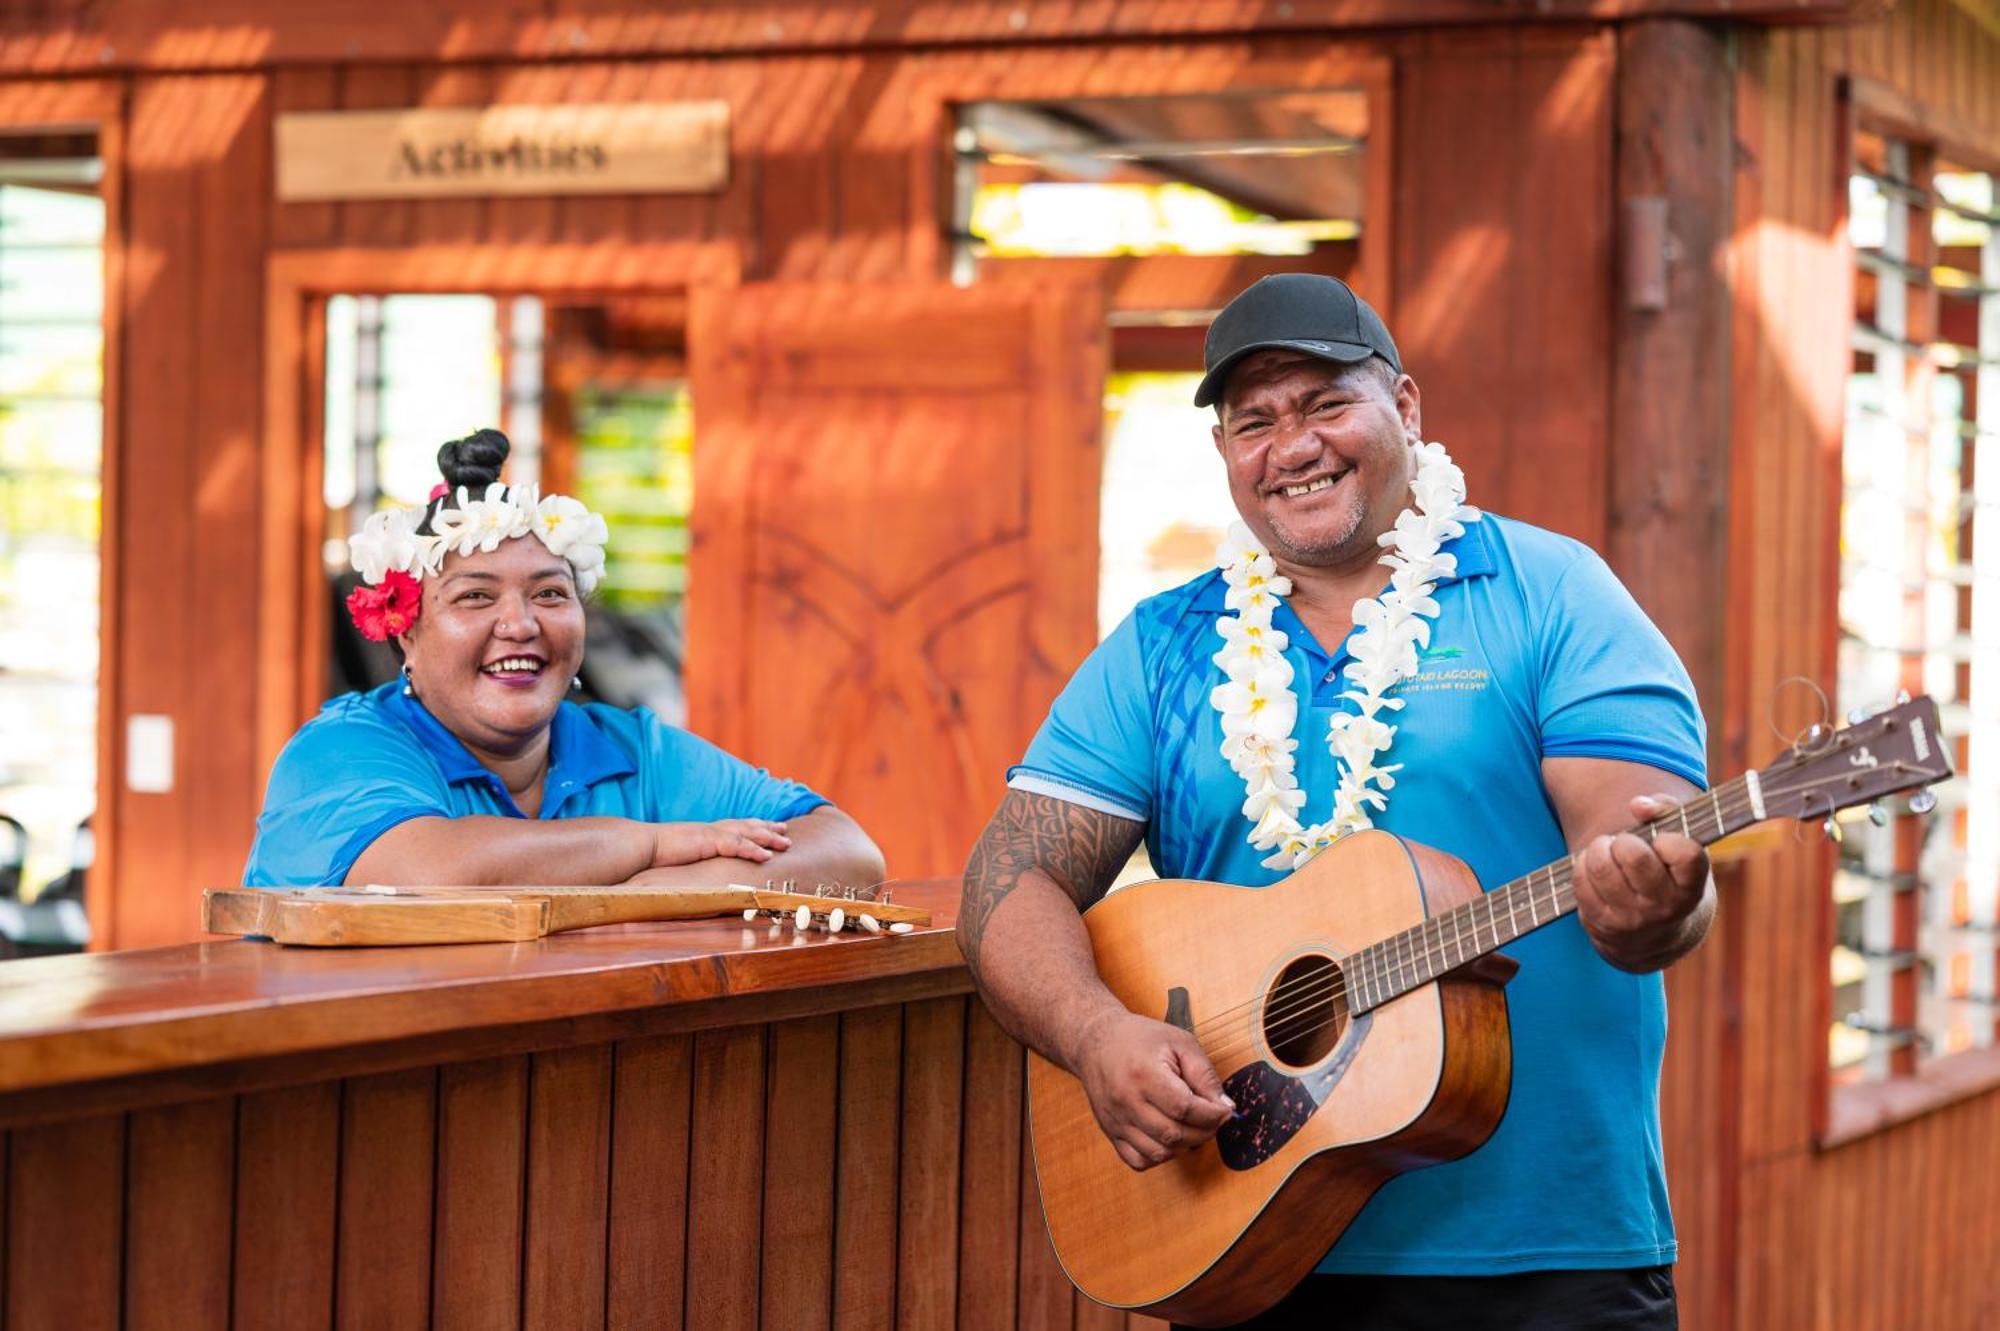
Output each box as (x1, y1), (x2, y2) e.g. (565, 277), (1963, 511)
(6, 1115), (122, 1329)
(114, 73), (269, 950)
(234, 1083), (339, 1329)
(1726, 4), (2000, 1329)
(760, 1015), (840, 1331)
(895, 997), (965, 1331)
(1393, 30), (1614, 550)
(608, 1035), (695, 1331)
(336, 1067), (438, 1330)
(523, 1044), (614, 1329)
(408, 64), (492, 247)
(956, 1003), (1023, 1331)
(832, 1005), (903, 1331)
(125, 1099), (233, 1329)
(271, 65), (338, 247)
(686, 1025), (768, 1331)
(483, 62), (564, 245)
(434, 1056), (528, 1331)
(335, 64), (416, 247)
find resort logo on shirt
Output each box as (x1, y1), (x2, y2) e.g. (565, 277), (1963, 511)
(1397, 644), (1490, 695)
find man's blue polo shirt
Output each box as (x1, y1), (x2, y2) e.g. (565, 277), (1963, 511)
(1009, 514), (1707, 1277)
(244, 682), (827, 887)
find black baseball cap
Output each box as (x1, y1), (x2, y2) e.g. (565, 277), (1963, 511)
(1194, 273), (1402, 407)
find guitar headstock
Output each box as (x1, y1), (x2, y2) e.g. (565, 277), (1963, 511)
(1753, 695), (1954, 823)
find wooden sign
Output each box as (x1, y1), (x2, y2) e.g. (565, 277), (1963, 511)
(275, 101), (729, 201)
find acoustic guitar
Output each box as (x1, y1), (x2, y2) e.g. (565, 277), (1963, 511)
(1026, 696), (1953, 1326)
(203, 881), (930, 946)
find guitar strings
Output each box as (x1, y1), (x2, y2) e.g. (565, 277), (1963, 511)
(1177, 786), (1762, 1066)
(1214, 776), (1827, 1065)
(1186, 780), (1758, 1045)
(1199, 785), (1763, 1061)
(1211, 736), (1901, 1065)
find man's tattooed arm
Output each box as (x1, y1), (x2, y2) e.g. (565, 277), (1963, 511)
(958, 790), (1145, 985)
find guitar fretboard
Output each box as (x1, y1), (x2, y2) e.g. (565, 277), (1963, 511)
(1342, 774), (1761, 1015)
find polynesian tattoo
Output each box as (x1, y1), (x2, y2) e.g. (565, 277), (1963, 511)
(958, 790), (1145, 980)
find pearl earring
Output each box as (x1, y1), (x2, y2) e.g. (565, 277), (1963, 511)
(401, 665), (416, 698)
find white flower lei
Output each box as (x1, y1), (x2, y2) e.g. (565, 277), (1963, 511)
(348, 483), (610, 595)
(1209, 441), (1480, 870)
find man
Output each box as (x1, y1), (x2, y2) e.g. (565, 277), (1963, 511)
(959, 274), (1711, 1329)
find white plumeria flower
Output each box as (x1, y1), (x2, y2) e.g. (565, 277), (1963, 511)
(348, 509), (423, 584)
(1207, 441), (1480, 872)
(1215, 521), (1269, 576)
(534, 494), (596, 558)
(1214, 669), (1299, 741)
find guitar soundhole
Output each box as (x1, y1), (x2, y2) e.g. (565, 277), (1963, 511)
(1262, 953), (1346, 1069)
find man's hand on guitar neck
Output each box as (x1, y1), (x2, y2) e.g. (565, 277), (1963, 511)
(1546, 758), (1716, 973)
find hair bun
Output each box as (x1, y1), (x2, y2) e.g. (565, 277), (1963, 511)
(437, 428), (511, 491)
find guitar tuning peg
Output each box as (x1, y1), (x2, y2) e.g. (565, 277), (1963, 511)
(1823, 817), (1843, 844)
(1846, 706), (1872, 726)
(1868, 803), (1890, 827)
(828, 907), (846, 933)
(1803, 723), (1830, 749)
(1895, 689), (1911, 705)
(1908, 789), (1939, 816)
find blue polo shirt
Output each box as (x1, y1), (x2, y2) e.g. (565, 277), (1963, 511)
(244, 682), (827, 887)
(1009, 514), (1706, 1277)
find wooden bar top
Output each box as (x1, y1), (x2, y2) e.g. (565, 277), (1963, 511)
(0, 880), (966, 1113)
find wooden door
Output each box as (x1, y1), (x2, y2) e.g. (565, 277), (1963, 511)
(688, 283), (1105, 878)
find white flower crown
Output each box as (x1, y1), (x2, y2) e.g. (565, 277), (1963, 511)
(348, 483), (610, 596)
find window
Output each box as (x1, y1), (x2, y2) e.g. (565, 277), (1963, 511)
(320, 294), (690, 722)
(1834, 126), (1998, 1084)
(951, 90), (1369, 283)
(0, 133), (104, 917)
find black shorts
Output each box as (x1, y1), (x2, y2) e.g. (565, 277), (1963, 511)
(1172, 1266), (1677, 1331)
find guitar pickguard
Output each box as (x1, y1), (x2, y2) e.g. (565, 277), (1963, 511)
(1214, 1012), (1373, 1171)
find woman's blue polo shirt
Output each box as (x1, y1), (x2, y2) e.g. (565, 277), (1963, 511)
(244, 682), (827, 887)
(1008, 514), (1707, 1277)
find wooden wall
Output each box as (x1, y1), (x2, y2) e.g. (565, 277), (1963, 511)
(2, 995), (1175, 1330)
(77, 27), (1621, 951)
(1716, 2), (2000, 1329)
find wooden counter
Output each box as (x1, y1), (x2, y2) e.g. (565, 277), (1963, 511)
(0, 880), (1149, 1330)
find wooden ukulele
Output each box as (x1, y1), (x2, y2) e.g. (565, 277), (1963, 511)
(204, 881), (931, 946)
(1027, 696), (1954, 1326)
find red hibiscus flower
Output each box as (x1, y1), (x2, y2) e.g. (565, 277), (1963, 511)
(346, 569), (423, 642)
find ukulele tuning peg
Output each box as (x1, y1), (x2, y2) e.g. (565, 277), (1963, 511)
(1823, 817), (1843, 844)
(1896, 690), (1911, 705)
(1908, 789), (1939, 816)
(1803, 723), (1830, 749)
(827, 907), (846, 933)
(1868, 803), (1890, 828)
(1847, 706), (1873, 726)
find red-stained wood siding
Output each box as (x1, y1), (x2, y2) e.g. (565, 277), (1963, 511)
(1716, 4), (2000, 1330)
(76, 28), (1629, 942)
(0, 996), (1174, 1330)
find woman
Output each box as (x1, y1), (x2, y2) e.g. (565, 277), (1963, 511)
(245, 429), (884, 890)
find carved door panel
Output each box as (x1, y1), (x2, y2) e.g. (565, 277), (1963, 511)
(687, 283), (1107, 878)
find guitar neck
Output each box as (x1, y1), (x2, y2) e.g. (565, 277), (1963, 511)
(1344, 772), (1766, 1015)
